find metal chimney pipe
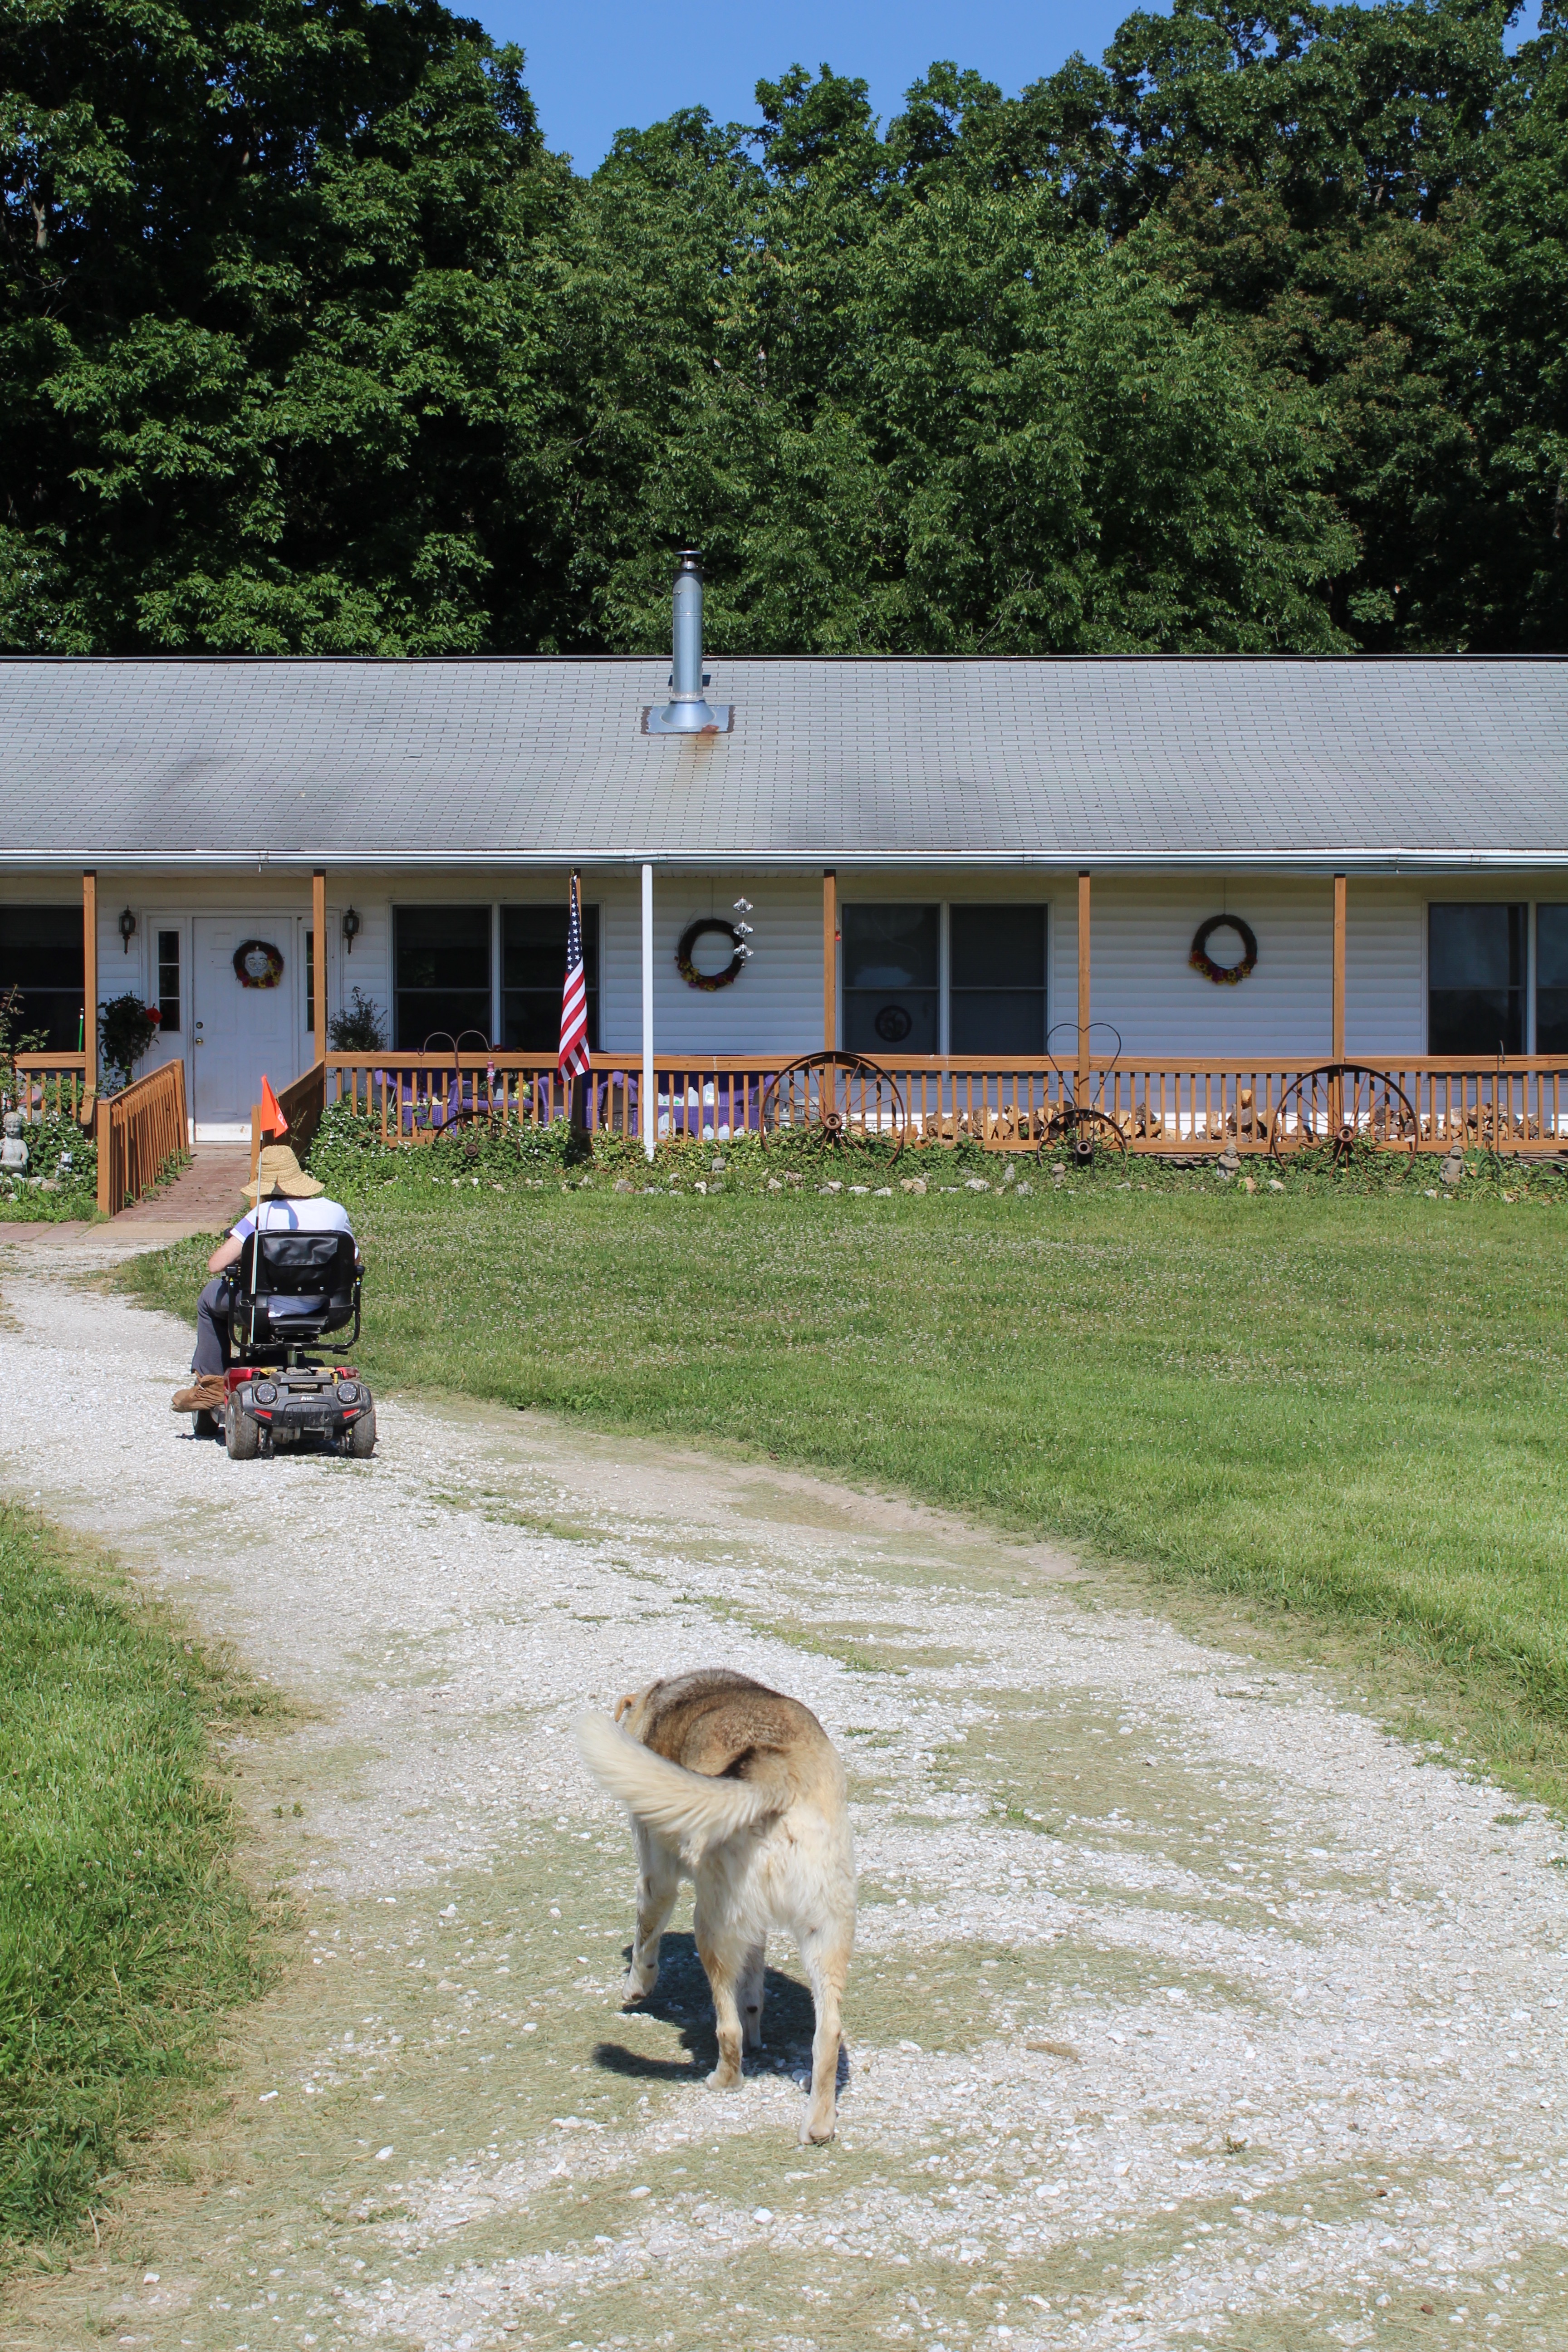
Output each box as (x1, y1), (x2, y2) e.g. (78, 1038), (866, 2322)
(670, 549), (706, 707)
(647, 548), (728, 734)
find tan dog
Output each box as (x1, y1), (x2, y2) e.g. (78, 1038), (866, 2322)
(575, 1668), (856, 2143)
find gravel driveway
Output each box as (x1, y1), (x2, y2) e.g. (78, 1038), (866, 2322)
(1, 1239), (1565, 2352)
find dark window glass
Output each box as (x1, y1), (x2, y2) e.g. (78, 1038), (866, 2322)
(1537, 905), (1568, 1054)
(394, 906), (491, 1048)
(501, 905), (599, 1052)
(950, 905), (1046, 1053)
(0, 905), (83, 1052)
(842, 904), (939, 1053)
(1428, 904), (1525, 1054)
(156, 928), (180, 1035)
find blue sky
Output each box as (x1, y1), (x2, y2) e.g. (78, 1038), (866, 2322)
(478, 0), (1543, 175)
(483, 0), (1145, 171)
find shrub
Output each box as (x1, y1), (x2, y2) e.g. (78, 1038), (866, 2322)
(327, 988), (388, 1053)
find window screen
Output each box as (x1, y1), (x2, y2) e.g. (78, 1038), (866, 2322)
(394, 906), (491, 1048)
(841, 905), (939, 1053)
(501, 905), (599, 1052)
(1428, 903), (1525, 1055)
(156, 929), (181, 1035)
(950, 905), (1046, 1052)
(0, 906), (83, 1052)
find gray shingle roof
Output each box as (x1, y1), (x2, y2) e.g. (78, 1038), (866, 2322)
(2, 655), (1565, 867)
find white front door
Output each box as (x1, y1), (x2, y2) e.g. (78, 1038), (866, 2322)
(192, 918), (300, 1136)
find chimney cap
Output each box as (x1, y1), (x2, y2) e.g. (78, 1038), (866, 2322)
(674, 547), (703, 578)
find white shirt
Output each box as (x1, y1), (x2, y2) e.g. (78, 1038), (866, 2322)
(231, 1197), (354, 1244)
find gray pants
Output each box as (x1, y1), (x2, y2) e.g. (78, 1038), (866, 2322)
(192, 1278), (233, 1376)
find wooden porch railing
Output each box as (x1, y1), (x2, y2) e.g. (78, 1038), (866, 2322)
(298, 1050), (1568, 1156)
(96, 1058), (189, 1213)
(10, 1052), (95, 1126)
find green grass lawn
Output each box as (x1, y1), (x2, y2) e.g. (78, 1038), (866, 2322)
(0, 1509), (271, 2257)
(122, 1169), (1568, 1798)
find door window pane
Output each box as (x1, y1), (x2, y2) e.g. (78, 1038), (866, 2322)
(156, 929), (181, 1034)
(394, 906), (491, 1048)
(501, 905), (599, 1053)
(1428, 904), (1524, 1054)
(950, 905), (1046, 1052)
(842, 904), (939, 1053)
(0, 906), (83, 1052)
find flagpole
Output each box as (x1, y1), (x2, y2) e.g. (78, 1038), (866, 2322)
(641, 863), (655, 1161)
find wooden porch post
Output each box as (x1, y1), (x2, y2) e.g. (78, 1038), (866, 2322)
(1077, 870), (1091, 1094)
(823, 869), (838, 1052)
(82, 868), (98, 1089)
(1331, 871), (1347, 1140)
(312, 868), (328, 1052)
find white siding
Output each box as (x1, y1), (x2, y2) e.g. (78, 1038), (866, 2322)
(6, 863), (1563, 1079)
(598, 868), (822, 1056)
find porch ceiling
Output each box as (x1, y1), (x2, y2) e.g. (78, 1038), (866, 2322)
(2, 655), (1566, 868)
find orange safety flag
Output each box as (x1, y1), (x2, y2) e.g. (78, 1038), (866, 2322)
(260, 1076), (289, 1137)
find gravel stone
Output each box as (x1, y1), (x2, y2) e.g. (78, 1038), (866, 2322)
(1, 1238), (1564, 2352)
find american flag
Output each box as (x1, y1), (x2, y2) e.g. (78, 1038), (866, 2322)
(558, 872), (591, 1079)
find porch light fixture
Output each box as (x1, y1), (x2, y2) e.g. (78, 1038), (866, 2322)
(342, 906), (361, 954)
(118, 906), (137, 951)
(643, 549), (732, 735)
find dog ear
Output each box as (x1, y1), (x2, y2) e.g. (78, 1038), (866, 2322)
(612, 1692), (637, 1724)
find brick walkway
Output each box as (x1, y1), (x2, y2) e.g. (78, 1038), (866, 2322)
(115, 1146), (250, 1228)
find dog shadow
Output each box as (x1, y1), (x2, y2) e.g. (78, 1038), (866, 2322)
(592, 1931), (849, 2089)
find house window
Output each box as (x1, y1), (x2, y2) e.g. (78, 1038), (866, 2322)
(0, 905), (83, 1052)
(501, 905), (599, 1053)
(950, 905), (1046, 1052)
(1428, 903), (1525, 1055)
(394, 906), (492, 1048)
(156, 929), (181, 1034)
(842, 905), (939, 1053)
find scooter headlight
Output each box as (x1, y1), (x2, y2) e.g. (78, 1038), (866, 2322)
(336, 1380), (360, 1404)
(253, 1380), (278, 1406)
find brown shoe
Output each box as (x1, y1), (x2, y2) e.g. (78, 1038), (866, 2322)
(172, 1374), (228, 1414)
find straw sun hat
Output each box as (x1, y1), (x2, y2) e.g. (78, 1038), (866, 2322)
(243, 1143), (324, 1204)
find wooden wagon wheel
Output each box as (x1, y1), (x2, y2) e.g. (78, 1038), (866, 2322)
(760, 1051), (906, 1163)
(1269, 1063), (1420, 1160)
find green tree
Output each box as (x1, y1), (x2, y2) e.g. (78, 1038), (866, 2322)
(1, 0), (562, 650)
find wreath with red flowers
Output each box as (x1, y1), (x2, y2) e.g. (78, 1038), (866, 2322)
(233, 939), (285, 990)
(676, 918), (745, 992)
(1189, 915), (1258, 987)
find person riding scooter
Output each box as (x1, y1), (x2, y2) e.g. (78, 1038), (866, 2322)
(171, 1145), (358, 1416)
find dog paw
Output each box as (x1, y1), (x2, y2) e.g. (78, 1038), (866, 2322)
(705, 2064), (742, 2091)
(799, 2112), (837, 2145)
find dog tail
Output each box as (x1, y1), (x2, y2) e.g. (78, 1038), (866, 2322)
(575, 1711), (778, 1859)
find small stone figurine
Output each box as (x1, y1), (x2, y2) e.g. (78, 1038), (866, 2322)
(0, 1110), (29, 1179)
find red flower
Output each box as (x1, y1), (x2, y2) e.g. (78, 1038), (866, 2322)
(146, 1006), (161, 1024)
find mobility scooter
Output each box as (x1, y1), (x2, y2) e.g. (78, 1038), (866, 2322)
(212, 1225), (376, 1460)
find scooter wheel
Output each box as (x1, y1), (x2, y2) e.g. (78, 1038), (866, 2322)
(346, 1405), (377, 1459)
(225, 1394), (261, 1460)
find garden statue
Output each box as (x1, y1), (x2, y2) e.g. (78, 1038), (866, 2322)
(0, 1111), (29, 1178)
